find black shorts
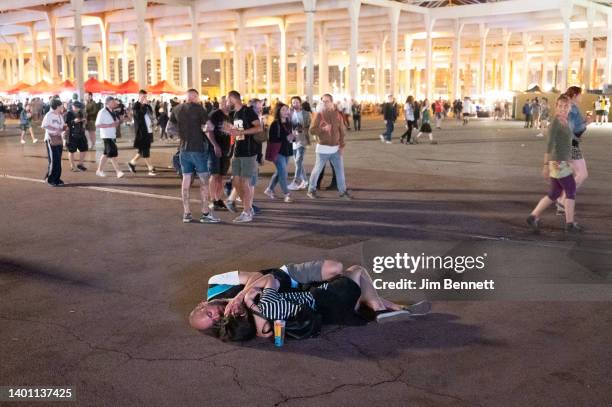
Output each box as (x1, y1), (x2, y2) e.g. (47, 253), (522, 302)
(67, 136), (88, 153)
(208, 150), (231, 175)
(103, 139), (118, 158)
(138, 145), (151, 158)
(311, 276), (362, 325)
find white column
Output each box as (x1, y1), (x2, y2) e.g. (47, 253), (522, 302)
(237, 11), (245, 94)
(607, 13), (612, 85)
(584, 5), (595, 89)
(120, 34), (128, 81)
(478, 23), (489, 96)
(560, 3), (572, 90)
(279, 17), (288, 102)
(181, 56), (188, 89)
(373, 45), (380, 97)
(233, 32), (239, 92)
(453, 21), (465, 100)
(522, 32), (530, 90)
(219, 52), (225, 95)
(303, 0), (316, 101)
(542, 36), (549, 87)
(148, 21), (158, 85)
(348, 1), (361, 100)
(70, 0), (84, 99)
(502, 29), (511, 90)
(61, 38), (69, 80)
(113, 54), (119, 83)
(318, 23), (328, 95)
(404, 35), (413, 95)
(159, 40), (167, 81)
(295, 40), (303, 97)
(16, 34), (25, 81)
(424, 16), (435, 100)
(98, 17), (110, 82)
(189, 4), (201, 92)
(265, 35), (272, 100)
(388, 7), (399, 98)
(45, 12), (59, 81)
(28, 24), (39, 82)
(134, 0), (147, 87)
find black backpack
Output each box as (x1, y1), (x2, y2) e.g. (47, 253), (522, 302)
(254, 305), (322, 340)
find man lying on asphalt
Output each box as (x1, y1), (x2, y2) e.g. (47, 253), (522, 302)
(189, 260), (431, 333)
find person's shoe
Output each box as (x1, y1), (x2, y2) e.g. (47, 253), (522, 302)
(565, 223), (584, 234)
(339, 192), (352, 200)
(526, 215), (540, 233)
(71, 166), (80, 172)
(200, 212), (221, 223)
(430, 140), (438, 145)
(297, 180), (309, 190)
(20, 139), (26, 144)
(116, 171), (125, 179)
(147, 169), (157, 176)
(56, 180), (65, 186)
(287, 182), (299, 191)
(555, 201), (565, 216)
(400, 139), (405, 144)
(375, 309), (415, 324)
(306, 190), (318, 199)
(401, 300), (432, 316)
(385, 140), (392, 144)
(213, 200), (228, 211)
(182, 213), (193, 223)
(252, 204), (262, 215)
(226, 200), (237, 213)
(77, 164), (87, 171)
(33, 138), (39, 143)
(379, 134), (385, 143)
(127, 162), (136, 173)
(96, 170), (107, 177)
(264, 188), (276, 199)
(325, 184), (337, 191)
(233, 211), (253, 223)
(284, 194), (293, 203)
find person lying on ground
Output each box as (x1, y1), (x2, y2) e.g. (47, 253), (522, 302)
(189, 260), (344, 330)
(215, 266), (431, 341)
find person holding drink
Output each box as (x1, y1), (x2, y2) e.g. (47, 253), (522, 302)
(264, 102), (295, 203)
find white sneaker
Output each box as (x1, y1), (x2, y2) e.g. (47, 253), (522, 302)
(287, 182), (299, 191)
(33, 139), (39, 143)
(284, 194), (293, 203)
(96, 170), (107, 177)
(233, 211), (253, 223)
(379, 135), (385, 143)
(264, 188), (276, 199)
(297, 181), (308, 190)
(535, 133), (544, 138)
(116, 171), (125, 178)
(20, 139), (26, 144)
(385, 141), (392, 144)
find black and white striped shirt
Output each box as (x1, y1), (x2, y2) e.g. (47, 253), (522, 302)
(257, 288), (320, 321)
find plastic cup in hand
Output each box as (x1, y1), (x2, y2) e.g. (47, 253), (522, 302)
(274, 320), (286, 347)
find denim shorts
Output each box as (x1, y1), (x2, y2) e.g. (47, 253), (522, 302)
(180, 150), (209, 175)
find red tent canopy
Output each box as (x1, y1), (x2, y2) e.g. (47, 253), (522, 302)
(147, 80), (183, 95)
(7, 81), (32, 94)
(84, 77), (115, 94)
(21, 80), (57, 95)
(103, 80), (120, 92)
(116, 79), (140, 94)
(55, 80), (76, 93)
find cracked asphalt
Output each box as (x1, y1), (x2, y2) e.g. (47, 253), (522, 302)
(1, 117), (611, 406)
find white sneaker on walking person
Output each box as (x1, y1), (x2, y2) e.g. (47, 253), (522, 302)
(264, 188), (276, 199)
(116, 171), (125, 178)
(379, 134), (385, 143)
(233, 211), (253, 223)
(284, 194), (293, 203)
(287, 182), (299, 191)
(297, 180), (308, 190)
(96, 170), (107, 177)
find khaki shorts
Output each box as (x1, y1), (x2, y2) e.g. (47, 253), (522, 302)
(232, 155), (257, 178)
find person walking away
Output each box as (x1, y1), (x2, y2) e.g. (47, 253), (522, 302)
(414, 99), (436, 144)
(307, 93), (351, 200)
(351, 101), (362, 131)
(532, 97), (542, 129)
(95, 97), (125, 179)
(206, 96), (233, 211)
(19, 104), (38, 144)
(170, 88), (220, 224)
(400, 96), (416, 144)
(379, 95), (397, 144)
(462, 97), (472, 125)
(65, 101), (88, 171)
(127, 90), (157, 176)
(42, 99), (67, 186)
(264, 103), (295, 203)
(527, 95), (583, 234)
(434, 98), (444, 129)
(84, 92), (99, 149)
(523, 99), (533, 128)
(288, 96), (311, 191)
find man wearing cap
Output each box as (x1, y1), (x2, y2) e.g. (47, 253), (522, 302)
(127, 89), (156, 176)
(95, 96), (125, 178)
(65, 101), (88, 172)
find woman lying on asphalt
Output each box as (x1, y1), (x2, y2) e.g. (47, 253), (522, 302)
(207, 265), (432, 342)
(189, 260), (345, 331)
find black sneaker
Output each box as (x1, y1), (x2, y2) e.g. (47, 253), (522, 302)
(127, 162), (136, 173)
(565, 223), (584, 234)
(526, 215), (540, 233)
(339, 192), (352, 200)
(213, 200), (228, 211)
(252, 204), (262, 215)
(224, 181), (233, 197)
(77, 164), (87, 171)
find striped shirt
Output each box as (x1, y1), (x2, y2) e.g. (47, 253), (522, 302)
(257, 287), (323, 321)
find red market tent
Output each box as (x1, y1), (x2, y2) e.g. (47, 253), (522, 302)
(103, 80), (120, 92)
(84, 77), (115, 94)
(7, 81), (32, 94)
(21, 80), (57, 95)
(147, 80), (182, 95)
(54, 80), (76, 93)
(116, 79), (140, 94)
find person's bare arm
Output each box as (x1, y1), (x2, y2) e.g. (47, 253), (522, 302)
(204, 120), (222, 157)
(224, 271), (266, 316)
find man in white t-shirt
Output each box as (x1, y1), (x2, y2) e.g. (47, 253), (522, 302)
(41, 98), (67, 186)
(95, 96), (124, 178)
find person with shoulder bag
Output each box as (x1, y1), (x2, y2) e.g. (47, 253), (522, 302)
(41, 99), (67, 186)
(288, 96), (311, 191)
(264, 102), (295, 203)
